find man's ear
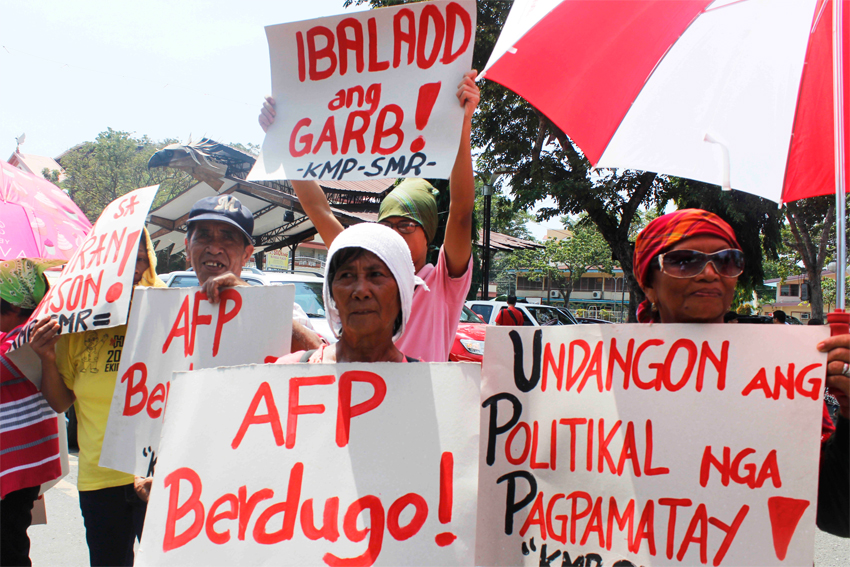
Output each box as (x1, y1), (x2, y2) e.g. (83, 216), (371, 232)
(184, 238), (191, 269)
(242, 245), (255, 265)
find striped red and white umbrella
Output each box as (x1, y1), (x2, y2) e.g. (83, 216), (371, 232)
(482, 0), (848, 205)
(482, 0), (849, 310)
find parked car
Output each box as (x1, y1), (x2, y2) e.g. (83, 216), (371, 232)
(574, 316), (614, 324)
(449, 306), (487, 363)
(735, 315), (773, 324)
(164, 269), (334, 342)
(466, 300), (579, 327)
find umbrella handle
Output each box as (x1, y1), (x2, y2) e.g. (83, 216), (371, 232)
(827, 309), (849, 336)
(703, 133), (731, 191)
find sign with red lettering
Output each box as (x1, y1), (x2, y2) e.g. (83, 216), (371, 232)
(248, 0), (476, 183)
(134, 362), (481, 566)
(476, 325), (828, 567)
(99, 285), (294, 477)
(8, 185), (159, 355)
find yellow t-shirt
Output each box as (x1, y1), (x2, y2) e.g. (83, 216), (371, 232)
(56, 326), (134, 491)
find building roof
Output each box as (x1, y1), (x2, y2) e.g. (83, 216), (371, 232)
(476, 230), (542, 252)
(317, 178), (395, 195)
(764, 268), (848, 285)
(7, 151), (65, 181)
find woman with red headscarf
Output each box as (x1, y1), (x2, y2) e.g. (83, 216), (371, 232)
(633, 209), (849, 536)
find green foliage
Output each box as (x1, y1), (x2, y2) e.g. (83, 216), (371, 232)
(502, 221), (613, 305)
(822, 276), (850, 311)
(474, 191), (535, 240)
(57, 128), (195, 221)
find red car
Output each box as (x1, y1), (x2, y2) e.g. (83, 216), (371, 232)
(449, 306), (487, 363)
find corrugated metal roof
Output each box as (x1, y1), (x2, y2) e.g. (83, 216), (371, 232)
(319, 178), (395, 194)
(476, 230), (542, 251)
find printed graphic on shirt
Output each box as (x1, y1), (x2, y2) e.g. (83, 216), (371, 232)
(104, 334), (125, 373)
(77, 331), (124, 373)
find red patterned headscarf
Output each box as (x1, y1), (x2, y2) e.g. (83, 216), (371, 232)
(634, 209), (741, 322)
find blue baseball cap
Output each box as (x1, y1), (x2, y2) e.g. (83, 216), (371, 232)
(187, 195), (254, 244)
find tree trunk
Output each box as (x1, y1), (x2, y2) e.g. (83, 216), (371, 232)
(786, 202), (834, 321)
(807, 268), (824, 320)
(607, 239), (644, 322)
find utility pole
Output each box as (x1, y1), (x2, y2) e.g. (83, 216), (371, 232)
(481, 181), (494, 299)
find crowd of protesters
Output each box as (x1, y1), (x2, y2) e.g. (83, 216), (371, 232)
(1, 65), (848, 567)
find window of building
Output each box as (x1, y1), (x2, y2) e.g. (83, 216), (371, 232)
(780, 284), (800, 297)
(517, 276), (544, 290)
(578, 277), (603, 291)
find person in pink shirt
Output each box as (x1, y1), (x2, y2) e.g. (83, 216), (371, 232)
(259, 70), (479, 362)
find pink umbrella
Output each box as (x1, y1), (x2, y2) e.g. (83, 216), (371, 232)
(0, 160), (92, 261)
(482, 0), (848, 311)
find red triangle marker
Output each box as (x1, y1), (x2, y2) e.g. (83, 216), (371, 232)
(767, 496), (810, 561)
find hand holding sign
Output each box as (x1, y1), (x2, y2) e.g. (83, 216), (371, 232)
(135, 362), (480, 567)
(249, 0), (477, 182)
(99, 286), (295, 477)
(476, 324), (828, 567)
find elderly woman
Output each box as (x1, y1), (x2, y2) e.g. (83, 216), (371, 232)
(278, 223), (426, 364)
(633, 208), (849, 536)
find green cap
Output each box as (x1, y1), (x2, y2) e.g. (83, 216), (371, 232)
(0, 259), (65, 309)
(377, 179), (439, 244)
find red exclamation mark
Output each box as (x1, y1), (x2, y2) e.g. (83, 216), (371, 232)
(435, 451), (456, 547)
(107, 229), (143, 303)
(410, 82), (442, 153)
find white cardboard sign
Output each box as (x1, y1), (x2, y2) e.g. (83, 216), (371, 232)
(248, 0), (476, 183)
(99, 285), (294, 477)
(476, 324), (828, 567)
(9, 185), (159, 354)
(136, 362), (481, 567)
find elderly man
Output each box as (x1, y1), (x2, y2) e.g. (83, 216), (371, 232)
(184, 194), (322, 351)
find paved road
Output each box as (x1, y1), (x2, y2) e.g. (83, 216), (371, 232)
(26, 453), (850, 566)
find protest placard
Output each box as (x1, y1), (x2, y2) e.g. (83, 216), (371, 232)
(99, 285), (294, 477)
(135, 361), (481, 567)
(476, 324), (828, 567)
(8, 185), (159, 355)
(248, 0), (476, 183)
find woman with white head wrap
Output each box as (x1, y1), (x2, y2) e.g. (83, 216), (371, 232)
(277, 223), (427, 364)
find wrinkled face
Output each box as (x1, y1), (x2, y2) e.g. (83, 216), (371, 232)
(133, 239), (150, 286)
(331, 250), (401, 340)
(380, 216), (428, 272)
(185, 220), (253, 284)
(643, 235), (738, 324)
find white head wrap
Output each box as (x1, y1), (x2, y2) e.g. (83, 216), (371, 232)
(324, 223), (428, 341)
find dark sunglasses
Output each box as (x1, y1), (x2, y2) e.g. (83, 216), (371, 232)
(378, 219), (420, 234)
(656, 249), (745, 279)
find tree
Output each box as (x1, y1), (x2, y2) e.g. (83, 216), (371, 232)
(475, 192), (535, 240)
(822, 276), (850, 313)
(502, 219), (613, 306)
(784, 196), (838, 320)
(57, 128), (195, 221)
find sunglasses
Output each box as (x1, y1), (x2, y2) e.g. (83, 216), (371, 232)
(378, 219), (420, 234)
(656, 249), (745, 279)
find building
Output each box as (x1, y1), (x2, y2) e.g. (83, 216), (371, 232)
(7, 150), (65, 181)
(761, 267), (849, 321)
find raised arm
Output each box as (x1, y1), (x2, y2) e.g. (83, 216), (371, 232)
(259, 96), (345, 246)
(30, 317), (75, 413)
(442, 70), (479, 277)
(291, 180), (345, 246)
